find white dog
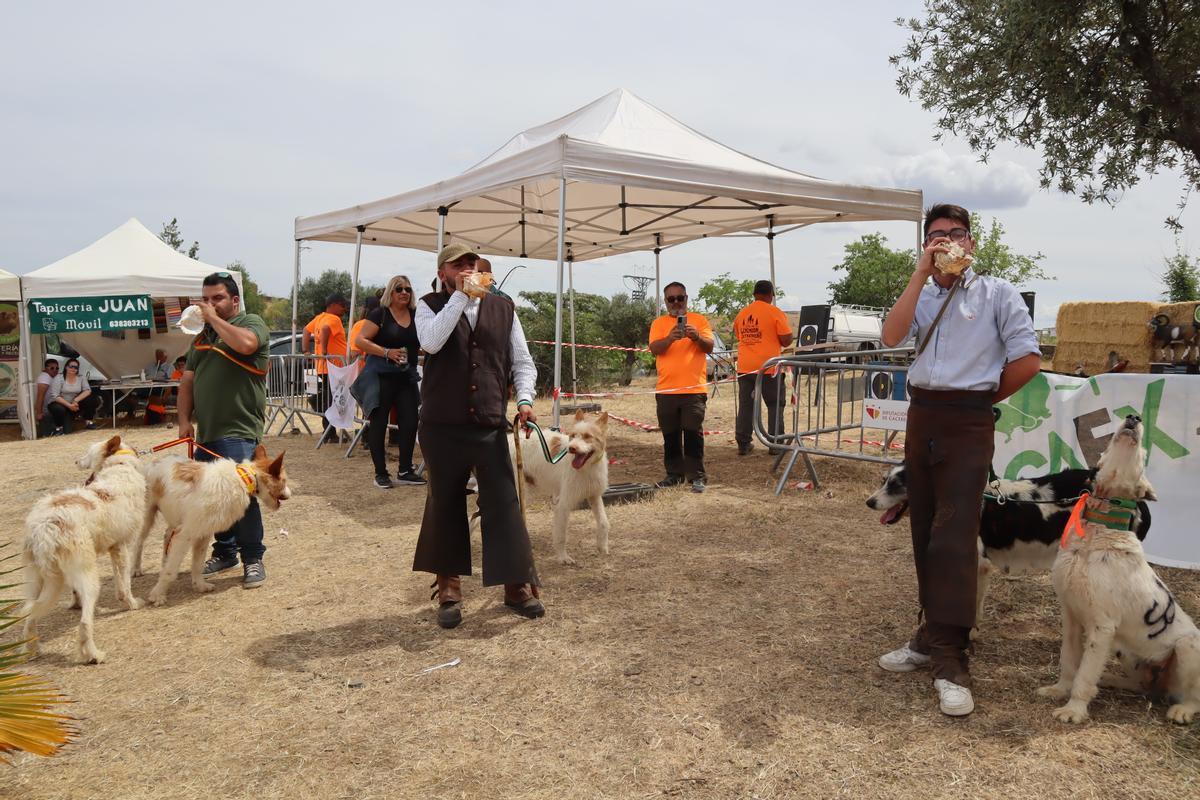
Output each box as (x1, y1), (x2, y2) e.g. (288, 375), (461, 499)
(21, 435), (146, 664)
(138, 445), (290, 606)
(511, 410), (610, 565)
(1038, 415), (1200, 724)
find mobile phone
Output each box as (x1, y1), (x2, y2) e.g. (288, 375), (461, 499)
(676, 314), (686, 327)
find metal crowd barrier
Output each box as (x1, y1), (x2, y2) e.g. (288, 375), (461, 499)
(753, 346), (916, 494)
(265, 353), (346, 437)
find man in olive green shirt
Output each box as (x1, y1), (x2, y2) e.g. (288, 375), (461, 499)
(178, 272), (271, 588)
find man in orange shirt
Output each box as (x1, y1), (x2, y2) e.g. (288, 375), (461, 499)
(648, 282), (714, 493)
(303, 293), (348, 430)
(349, 294), (380, 359)
(732, 280), (793, 455)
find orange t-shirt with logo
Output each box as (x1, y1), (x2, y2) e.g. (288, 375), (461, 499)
(650, 312), (714, 394)
(733, 300), (792, 375)
(305, 312), (346, 374)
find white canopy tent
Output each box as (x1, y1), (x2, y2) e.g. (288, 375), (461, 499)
(294, 89), (923, 422)
(18, 219), (242, 437)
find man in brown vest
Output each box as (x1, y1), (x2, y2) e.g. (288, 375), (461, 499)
(413, 243), (543, 628)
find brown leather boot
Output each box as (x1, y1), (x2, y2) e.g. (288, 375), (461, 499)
(503, 583), (545, 619)
(430, 575), (463, 629)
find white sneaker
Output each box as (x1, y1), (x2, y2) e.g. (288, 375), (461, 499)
(933, 679), (974, 716)
(878, 644), (932, 673)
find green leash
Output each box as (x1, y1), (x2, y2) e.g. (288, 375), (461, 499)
(521, 420), (571, 464)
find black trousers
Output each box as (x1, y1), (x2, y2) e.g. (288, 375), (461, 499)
(904, 386), (995, 685)
(310, 375), (332, 430)
(655, 393), (707, 480)
(368, 374), (419, 477)
(735, 372), (785, 447)
(48, 395), (100, 430)
(412, 422), (539, 587)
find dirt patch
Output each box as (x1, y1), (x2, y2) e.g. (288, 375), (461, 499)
(3, 386), (1199, 800)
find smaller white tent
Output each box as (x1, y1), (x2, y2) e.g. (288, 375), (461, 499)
(18, 219), (242, 437)
(0, 268), (25, 433)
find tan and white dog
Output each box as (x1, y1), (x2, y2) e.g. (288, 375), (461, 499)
(138, 445), (290, 606)
(1038, 415), (1200, 724)
(21, 435), (146, 664)
(512, 410), (610, 565)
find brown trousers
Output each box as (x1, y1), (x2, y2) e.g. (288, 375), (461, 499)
(904, 386), (995, 686)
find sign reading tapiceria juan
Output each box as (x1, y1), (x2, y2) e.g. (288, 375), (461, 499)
(28, 295), (153, 333)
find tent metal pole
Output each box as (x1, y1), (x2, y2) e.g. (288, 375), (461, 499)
(347, 226), (363, 359)
(552, 177), (567, 427)
(654, 233), (662, 313)
(568, 255), (577, 400)
(290, 240), (301, 355)
(767, 214), (776, 289)
(437, 206), (448, 252)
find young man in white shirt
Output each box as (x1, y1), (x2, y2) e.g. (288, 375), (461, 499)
(876, 203), (1041, 717)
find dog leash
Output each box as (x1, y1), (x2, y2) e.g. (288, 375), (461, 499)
(152, 436), (226, 461)
(520, 420), (571, 465)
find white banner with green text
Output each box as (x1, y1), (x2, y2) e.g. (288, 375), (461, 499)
(993, 372), (1200, 569)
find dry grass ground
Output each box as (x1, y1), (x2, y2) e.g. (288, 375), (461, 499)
(2, 380), (1199, 799)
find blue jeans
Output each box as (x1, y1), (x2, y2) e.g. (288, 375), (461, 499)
(196, 437), (265, 563)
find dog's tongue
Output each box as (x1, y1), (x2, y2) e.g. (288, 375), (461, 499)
(880, 505), (903, 525)
(571, 452), (591, 470)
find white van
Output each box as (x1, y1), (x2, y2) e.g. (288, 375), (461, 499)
(827, 304), (884, 349)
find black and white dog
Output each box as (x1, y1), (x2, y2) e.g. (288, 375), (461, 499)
(866, 466), (1152, 629)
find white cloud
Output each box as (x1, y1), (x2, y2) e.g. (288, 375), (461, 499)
(884, 150), (1038, 210)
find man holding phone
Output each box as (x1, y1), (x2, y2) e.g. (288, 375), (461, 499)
(648, 282), (715, 493)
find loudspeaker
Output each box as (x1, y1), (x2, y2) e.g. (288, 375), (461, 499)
(1020, 291), (1035, 320)
(798, 305), (830, 346)
(868, 371), (893, 400)
(867, 363), (909, 400)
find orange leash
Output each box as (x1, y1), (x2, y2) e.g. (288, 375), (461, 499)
(1061, 492), (1090, 549)
(151, 436), (225, 461)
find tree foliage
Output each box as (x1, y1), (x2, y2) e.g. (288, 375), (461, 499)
(827, 216), (1050, 307)
(827, 234), (916, 308)
(226, 260), (266, 317)
(295, 269), (382, 324)
(260, 297), (293, 330)
(594, 293), (658, 385)
(892, 2), (1200, 227)
(695, 273), (760, 320)
(158, 218), (199, 259)
(1160, 241), (1200, 301)
(517, 291), (621, 393)
(968, 214), (1051, 284)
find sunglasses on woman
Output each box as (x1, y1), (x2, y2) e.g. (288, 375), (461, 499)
(66, 363), (79, 370)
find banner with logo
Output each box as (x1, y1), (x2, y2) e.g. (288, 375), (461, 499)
(0, 301), (19, 421)
(28, 295), (152, 334)
(994, 372), (1200, 569)
(323, 360), (358, 430)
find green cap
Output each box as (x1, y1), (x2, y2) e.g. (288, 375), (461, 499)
(436, 242), (479, 268)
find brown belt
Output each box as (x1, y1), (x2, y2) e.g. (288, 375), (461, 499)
(908, 386), (994, 409)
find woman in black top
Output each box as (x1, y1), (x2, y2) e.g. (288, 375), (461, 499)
(353, 275), (424, 488)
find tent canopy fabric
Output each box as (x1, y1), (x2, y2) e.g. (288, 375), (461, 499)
(21, 218), (241, 299)
(294, 89), (922, 261)
(0, 267), (19, 299)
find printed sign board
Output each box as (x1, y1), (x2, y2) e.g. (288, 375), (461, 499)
(28, 295), (153, 334)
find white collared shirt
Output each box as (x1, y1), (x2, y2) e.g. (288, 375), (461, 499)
(415, 291), (536, 404)
(905, 268), (1040, 391)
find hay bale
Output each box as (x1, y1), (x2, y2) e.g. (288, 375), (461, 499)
(1052, 301), (1159, 374)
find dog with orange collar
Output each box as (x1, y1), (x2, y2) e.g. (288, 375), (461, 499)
(137, 444), (290, 606)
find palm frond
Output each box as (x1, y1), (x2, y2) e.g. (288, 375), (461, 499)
(0, 540), (77, 763)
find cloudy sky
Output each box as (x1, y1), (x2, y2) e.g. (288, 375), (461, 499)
(3, 1), (1197, 328)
